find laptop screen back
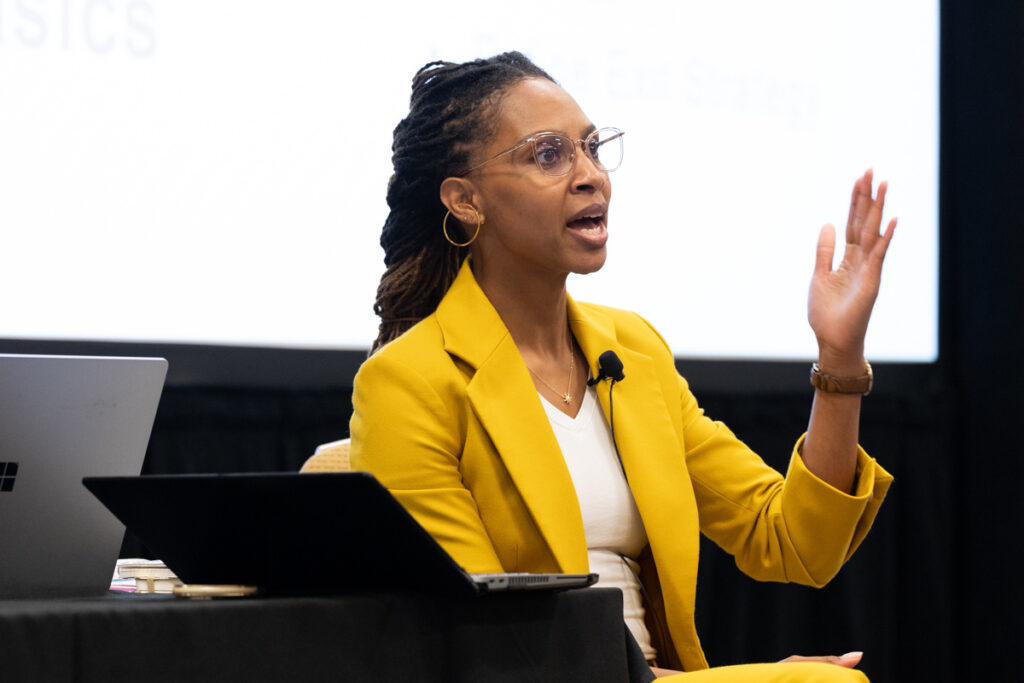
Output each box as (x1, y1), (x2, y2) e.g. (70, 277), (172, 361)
(83, 472), (479, 597)
(0, 354), (166, 598)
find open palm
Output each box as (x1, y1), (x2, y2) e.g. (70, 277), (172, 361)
(808, 169), (897, 368)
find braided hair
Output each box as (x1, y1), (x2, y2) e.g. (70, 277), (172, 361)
(371, 52), (554, 353)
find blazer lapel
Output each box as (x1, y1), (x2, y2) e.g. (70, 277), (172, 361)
(436, 263), (588, 573)
(568, 300), (701, 584)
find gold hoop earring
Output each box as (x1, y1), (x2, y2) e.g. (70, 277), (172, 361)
(442, 206), (482, 248)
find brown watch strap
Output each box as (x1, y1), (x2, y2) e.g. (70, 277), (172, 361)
(810, 361), (873, 396)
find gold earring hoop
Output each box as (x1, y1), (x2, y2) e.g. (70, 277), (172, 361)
(442, 206), (482, 247)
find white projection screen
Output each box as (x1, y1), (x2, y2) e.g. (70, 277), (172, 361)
(0, 1), (938, 362)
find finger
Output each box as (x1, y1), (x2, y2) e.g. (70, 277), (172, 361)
(814, 224), (836, 276)
(844, 169), (870, 233)
(780, 655), (841, 664)
(844, 174), (862, 238)
(884, 216), (897, 241)
(875, 179), (888, 214)
(867, 217), (898, 271)
(837, 651), (864, 668)
(846, 169), (873, 245)
(861, 180), (889, 247)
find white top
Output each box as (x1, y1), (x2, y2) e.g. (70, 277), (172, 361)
(539, 386), (656, 661)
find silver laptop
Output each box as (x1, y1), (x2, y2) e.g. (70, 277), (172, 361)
(0, 354), (166, 598)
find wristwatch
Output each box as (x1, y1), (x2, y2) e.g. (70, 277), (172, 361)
(810, 361), (873, 396)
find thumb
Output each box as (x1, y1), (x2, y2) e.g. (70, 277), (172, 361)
(814, 223), (836, 277)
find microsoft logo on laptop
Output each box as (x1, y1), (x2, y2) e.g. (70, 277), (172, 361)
(1, 462), (18, 492)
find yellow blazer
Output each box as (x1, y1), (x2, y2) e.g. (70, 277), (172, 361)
(350, 261), (892, 672)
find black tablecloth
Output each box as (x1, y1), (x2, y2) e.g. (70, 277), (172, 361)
(1, 588), (653, 682)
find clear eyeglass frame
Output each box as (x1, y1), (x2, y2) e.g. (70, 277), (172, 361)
(458, 127), (624, 177)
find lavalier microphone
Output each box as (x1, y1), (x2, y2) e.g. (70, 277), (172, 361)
(587, 350), (625, 386)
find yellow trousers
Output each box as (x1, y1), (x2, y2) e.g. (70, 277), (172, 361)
(660, 663), (868, 682)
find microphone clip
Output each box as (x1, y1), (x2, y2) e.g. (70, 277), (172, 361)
(587, 350), (625, 386)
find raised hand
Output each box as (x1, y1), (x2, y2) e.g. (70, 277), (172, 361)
(808, 169), (897, 374)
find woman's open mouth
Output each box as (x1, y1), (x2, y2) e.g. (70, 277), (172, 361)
(566, 204), (608, 235)
(566, 203), (609, 245)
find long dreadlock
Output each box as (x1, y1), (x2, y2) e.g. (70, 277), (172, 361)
(371, 52), (554, 353)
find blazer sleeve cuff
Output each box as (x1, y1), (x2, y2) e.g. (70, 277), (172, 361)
(783, 435), (894, 580)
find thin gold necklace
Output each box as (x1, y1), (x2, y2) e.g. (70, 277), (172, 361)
(528, 345), (575, 404)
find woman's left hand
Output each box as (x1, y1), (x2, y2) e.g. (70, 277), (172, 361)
(808, 169), (897, 373)
(780, 652), (863, 668)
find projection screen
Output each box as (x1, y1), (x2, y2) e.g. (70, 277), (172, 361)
(0, 0), (938, 361)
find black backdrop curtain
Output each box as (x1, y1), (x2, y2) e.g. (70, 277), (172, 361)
(4, 0), (1021, 681)
(941, 0), (1024, 680)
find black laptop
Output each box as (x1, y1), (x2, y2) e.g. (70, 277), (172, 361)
(83, 471), (597, 597)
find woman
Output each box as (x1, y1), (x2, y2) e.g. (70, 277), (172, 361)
(350, 52), (896, 681)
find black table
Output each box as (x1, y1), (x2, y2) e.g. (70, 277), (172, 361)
(1, 588), (652, 682)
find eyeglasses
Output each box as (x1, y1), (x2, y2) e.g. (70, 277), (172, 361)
(459, 127), (624, 177)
